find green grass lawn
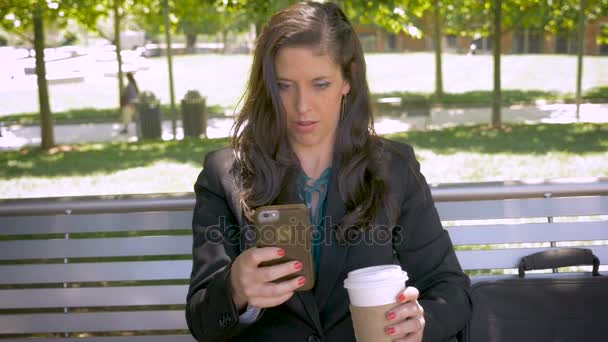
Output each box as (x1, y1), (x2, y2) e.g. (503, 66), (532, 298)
(2, 53), (607, 117)
(1, 123), (606, 199)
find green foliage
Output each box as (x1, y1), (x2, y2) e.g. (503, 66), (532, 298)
(583, 86), (608, 101)
(223, 0), (298, 34)
(598, 19), (608, 44)
(0, 0), (104, 43)
(129, 0), (250, 48)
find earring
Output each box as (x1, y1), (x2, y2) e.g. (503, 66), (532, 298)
(340, 94), (347, 121)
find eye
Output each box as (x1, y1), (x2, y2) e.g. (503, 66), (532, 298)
(314, 81), (330, 89)
(277, 82), (290, 90)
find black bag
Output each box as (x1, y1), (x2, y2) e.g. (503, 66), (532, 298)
(464, 248), (607, 342)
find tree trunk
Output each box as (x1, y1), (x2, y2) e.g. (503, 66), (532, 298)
(164, 0), (177, 139)
(186, 32), (197, 54)
(433, 0), (444, 100)
(492, 0), (502, 128)
(576, 0), (586, 121)
(255, 19), (264, 39)
(33, 2), (54, 149)
(221, 30), (228, 54)
(113, 0), (124, 110)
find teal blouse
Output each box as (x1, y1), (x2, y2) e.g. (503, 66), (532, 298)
(296, 167), (332, 278)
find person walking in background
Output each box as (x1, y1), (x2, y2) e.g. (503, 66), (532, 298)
(120, 72), (139, 134)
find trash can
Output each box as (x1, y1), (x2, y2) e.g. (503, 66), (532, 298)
(181, 90), (207, 138)
(136, 91), (162, 140)
(402, 96), (430, 117)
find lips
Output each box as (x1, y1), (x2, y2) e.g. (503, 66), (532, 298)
(294, 120), (318, 133)
(297, 121), (317, 126)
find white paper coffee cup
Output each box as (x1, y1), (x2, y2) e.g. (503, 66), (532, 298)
(343, 265), (408, 307)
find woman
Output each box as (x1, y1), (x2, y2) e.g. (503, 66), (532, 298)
(120, 72), (139, 134)
(186, 2), (471, 341)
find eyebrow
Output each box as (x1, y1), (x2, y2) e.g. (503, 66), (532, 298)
(276, 76), (332, 82)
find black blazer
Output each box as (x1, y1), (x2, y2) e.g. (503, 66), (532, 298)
(186, 139), (471, 342)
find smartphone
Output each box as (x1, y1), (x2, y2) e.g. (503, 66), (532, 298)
(254, 203), (315, 291)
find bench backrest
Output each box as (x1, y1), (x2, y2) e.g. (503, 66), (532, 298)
(1, 179), (606, 341)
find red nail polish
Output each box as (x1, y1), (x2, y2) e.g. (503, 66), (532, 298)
(386, 327), (395, 335)
(298, 277), (306, 286)
(386, 312), (396, 321)
(398, 294), (406, 303)
(294, 262), (303, 270)
(277, 249), (285, 257)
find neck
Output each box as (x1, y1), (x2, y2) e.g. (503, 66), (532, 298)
(291, 142), (334, 180)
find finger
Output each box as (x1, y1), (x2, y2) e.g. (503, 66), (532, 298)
(255, 276), (307, 298)
(393, 332), (423, 342)
(249, 291), (295, 308)
(386, 301), (424, 322)
(396, 286), (420, 304)
(257, 260), (303, 283)
(385, 315), (425, 339)
(243, 246), (286, 268)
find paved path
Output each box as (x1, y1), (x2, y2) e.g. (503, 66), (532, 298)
(1, 103), (606, 150)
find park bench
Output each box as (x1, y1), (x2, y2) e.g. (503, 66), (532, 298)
(1, 178), (607, 341)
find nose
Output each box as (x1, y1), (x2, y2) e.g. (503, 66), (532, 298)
(296, 87), (312, 114)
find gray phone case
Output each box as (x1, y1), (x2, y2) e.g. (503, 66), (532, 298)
(254, 203), (315, 291)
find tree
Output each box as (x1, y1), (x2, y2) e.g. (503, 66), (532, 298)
(492, 0), (502, 128)
(0, 0), (101, 149)
(174, 0), (222, 53)
(342, 0), (458, 100)
(445, 0), (551, 128)
(223, 0), (297, 36)
(542, 0), (608, 120)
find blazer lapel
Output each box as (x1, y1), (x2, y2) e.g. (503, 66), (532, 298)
(313, 163), (350, 311)
(271, 166), (323, 334)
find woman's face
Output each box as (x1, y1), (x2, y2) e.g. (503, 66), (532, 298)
(274, 46), (350, 152)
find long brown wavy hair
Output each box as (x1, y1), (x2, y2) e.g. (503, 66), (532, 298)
(232, 1), (398, 236)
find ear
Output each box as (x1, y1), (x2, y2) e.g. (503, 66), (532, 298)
(342, 61), (355, 95)
(342, 78), (351, 96)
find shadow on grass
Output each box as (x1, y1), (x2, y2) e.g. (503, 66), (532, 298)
(0, 137), (230, 179)
(1, 123), (606, 179)
(387, 123), (607, 155)
(372, 89), (567, 107)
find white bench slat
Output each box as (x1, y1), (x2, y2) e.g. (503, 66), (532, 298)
(448, 221), (608, 245)
(0, 286), (188, 309)
(436, 196), (608, 221)
(0, 261), (192, 285)
(0, 211), (191, 235)
(456, 245), (608, 270)
(12, 336), (197, 342)
(0, 311), (187, 334)
(0, 236), (191, 260)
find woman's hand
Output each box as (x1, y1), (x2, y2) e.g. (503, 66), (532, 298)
(230, 247), (306, 312)
(384, 287), (425, 342)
